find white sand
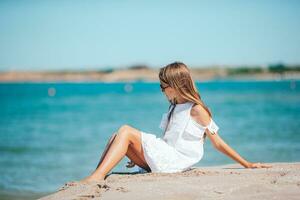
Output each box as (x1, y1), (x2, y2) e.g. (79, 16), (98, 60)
(38, 162), (300, 200)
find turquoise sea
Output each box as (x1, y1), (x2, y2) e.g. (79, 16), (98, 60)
(0, 80), (299, 199)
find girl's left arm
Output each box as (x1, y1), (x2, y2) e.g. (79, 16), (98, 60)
(191, 104), (272, 169)
(205, 129), (272, 168)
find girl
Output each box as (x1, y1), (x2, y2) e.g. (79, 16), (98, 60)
(63, 62), (271, 187)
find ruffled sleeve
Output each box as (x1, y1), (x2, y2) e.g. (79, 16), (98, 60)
(206, 118), (219, 135)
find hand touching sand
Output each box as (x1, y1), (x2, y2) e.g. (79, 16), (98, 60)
(126, 160), (136, 168)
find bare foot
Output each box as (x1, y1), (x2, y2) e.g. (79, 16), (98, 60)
(59, 176), (104, 190)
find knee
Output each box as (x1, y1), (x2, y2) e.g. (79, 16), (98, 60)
(117, 124), (131, 137)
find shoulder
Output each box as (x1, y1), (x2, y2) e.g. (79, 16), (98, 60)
(190, 104), (211, 127)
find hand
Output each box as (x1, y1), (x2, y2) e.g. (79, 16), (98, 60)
(246, 162), (272, 168)
(126, 160), (136, 168)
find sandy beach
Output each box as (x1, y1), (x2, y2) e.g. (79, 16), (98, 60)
(38, 162), (300, 200)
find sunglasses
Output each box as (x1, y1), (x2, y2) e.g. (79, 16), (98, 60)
(160, 84), (170, 92)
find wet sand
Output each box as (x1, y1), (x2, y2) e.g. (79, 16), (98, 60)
(38, 162), (300, 200)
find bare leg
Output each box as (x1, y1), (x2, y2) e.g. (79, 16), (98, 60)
(98, 132), (150, 171)
(87, 125), (147, 180)
(126, 144), (151, 172)
(95, 133), (117, 169)
(60, 133), (118, 189)
(71, 125), (149, 184)
(95, 132), (149, 172)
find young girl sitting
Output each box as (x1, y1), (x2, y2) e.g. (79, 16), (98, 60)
(63, 61), (271, 187)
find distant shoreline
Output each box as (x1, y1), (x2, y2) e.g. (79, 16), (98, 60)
(0, 77), (299, 84)
(0, 66), (300, 82)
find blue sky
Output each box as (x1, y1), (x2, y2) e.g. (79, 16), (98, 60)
(0, 0), (299, 71)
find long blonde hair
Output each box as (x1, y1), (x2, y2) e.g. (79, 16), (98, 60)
(159, 61), (212, 140)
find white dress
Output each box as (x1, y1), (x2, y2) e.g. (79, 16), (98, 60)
(140, 101), (219, 173)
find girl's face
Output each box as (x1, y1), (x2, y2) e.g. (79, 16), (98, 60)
(160, 81), (177, 101)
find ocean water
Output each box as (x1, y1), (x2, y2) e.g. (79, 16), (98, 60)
(0, 80), (299, 197)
